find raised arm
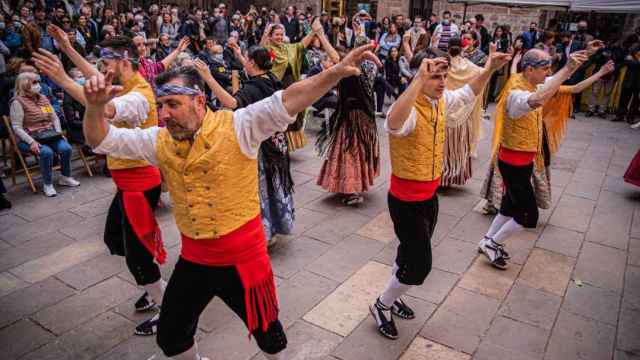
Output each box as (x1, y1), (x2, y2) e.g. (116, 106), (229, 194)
(228, 42), (249, 68)
(160, 36), (190, 69)
(260, 24), (273, 47)
(569, 60), (614, 94)
(468, 43), (512, 96)
(194, 58), (238, 109)
(33, 49), (118, 118)
(83, 71), (123, 147)
(282, 44), (381, 116)
(387, 58), (447, 131)
(527, 51), (589, 109)
(312, 19), (340, 63)
(48, 24), (100, 78)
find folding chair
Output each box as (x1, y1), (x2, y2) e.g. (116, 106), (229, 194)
(3, 115), (40, 193)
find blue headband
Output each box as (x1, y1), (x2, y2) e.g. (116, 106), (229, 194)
(522, 58), (552, 69)
(155, 84), (203, 97)
(99, 47), (128, 60)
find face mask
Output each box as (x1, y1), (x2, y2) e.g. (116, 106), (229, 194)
(0, 22), (5, 30)
(31, 83), (42, 93)
(529, 27), (535, 32)
(77, 78), (86, 86)
(442, 19), (449, 25)
(212, 54), (223, 62)
(578, 27), (586, 33)
(14, 21), (22, 30)
(461, 38), (472, 48)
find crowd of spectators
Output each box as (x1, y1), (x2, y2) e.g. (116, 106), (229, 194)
(0, 1), (639, 207)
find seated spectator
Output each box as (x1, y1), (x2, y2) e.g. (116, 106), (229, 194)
(10, 72), (80, 197)
(224, 32), (244, 70)
(197, 43), (231, 89)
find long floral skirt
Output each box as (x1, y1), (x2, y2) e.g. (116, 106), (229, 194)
(441, 122), (473, 187)
(258, 154), (295, 241)
(316, 115), (380, 194)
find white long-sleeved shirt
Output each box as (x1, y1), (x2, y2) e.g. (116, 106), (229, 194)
(505, 75), (556, 119)
(384, 84), (475, 137)
(94, 91), (295, 165)
(111, 92), (149, 127)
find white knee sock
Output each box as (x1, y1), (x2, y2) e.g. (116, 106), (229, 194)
(263, 352), (285, 360)
(173, 342), (201, 360)
(379, 271), (412, 308)
(492, 219), (524, 244)
(485, 213), (512, 240)
(144, 279), (167, 306)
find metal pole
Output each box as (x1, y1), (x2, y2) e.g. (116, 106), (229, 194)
(462, 2), (468, 23)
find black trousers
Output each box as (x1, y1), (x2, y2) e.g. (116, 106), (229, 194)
(104, 185), (162, 285)
(388, 193), (438, 286)
(498, 160), (538, 228)
(156, 258), (287, 357)
(617, 85), (640, 121)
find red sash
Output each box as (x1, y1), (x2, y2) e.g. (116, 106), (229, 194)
(390, 174), (440, 202)
(110, 166), (166, 264)
(181, 215), (278, 335)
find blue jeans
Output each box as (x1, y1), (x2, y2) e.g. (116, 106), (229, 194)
(18, 138), (73, 185)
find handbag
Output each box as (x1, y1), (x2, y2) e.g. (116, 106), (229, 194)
(30, 128), (63, 145)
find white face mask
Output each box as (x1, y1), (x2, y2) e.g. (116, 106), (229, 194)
(31, 83), (42, 94)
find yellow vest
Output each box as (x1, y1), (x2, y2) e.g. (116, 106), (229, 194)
(494, 73), (543, 154)
(389, 96), (446, 181)
(155, 109), (260, 239)
(107, 73), (158, 170)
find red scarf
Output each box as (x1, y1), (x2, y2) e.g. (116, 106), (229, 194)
(110, 166), (166, 264)
(181, 215), (278, 335)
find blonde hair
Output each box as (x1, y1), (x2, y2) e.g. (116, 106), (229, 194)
(14, 72), (40, 97)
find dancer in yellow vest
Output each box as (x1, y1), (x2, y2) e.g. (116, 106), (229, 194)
(479, 48), (589, 270)
(369, 45), (512, 340)
(33, 31), (166, 336)
(80, 45), (378, 360)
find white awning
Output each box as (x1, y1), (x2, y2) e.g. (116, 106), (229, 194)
(447, 0), (572, 8)
(570, 0), (640, 13)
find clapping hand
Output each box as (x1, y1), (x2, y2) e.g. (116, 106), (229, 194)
(486, 42), (513, 71)
(194, 58), (213, 80)
(586, 40), (605, 57)
(332, 43), (381, 77)
(32, 48), (71, 85)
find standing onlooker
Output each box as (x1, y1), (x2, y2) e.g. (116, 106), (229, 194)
(522, 22), (539, 50)
(586, 48), (615, 118)
(210, 5), (229, 45)
(281, 6), (299, 43)
(428, 13), (438, 35)
(475, 14), (490, 54)
(154, 33), (174, 62)
(433, 11), (459, 51)
(378, 23), (401, 61)
(614, 45), (640, 124)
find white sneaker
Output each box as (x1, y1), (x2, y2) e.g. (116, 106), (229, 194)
(43, 184), (57, 197)
(375, 111), (384, 117)
(631, 121), (640, 129)
(58, 176), (80, 187)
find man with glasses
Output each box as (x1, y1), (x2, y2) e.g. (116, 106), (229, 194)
(480, 48), (589, 270)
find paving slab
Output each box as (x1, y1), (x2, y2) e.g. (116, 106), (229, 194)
(332, 295), (435, 360)
(55, 253), (125, 290)
(304, 210), (372, 245)
(458, 257), (521, 300)
(0, 271), (28, 298)
(536, 224), (584, 258)
(545, 310), (616, 360)
(421, 287), (500, 354)
(562, 281), (621, 325)
(574, 241), (627, 293)
(498, 281), (562, 330)
(548, 194), (595, 233)
(253, 321), (343, 360)
(32, 276), (139, 335)
(482, 316), (550, 359)
(0, 211), (84, 245)
(0, 231), (76, 272)
(356, 211), (397, 243)
(269, 236), (332, 279)
(431, 238), (478, 274)
(617, 305), (640, 357)
(303, 261), (390, 337)
(0, 319), (55, 360)
(624, 265), (640, 311)
(518, 248), (575, 296)
(399, 337), (470, 360)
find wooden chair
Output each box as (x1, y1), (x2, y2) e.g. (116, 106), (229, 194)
(2, 116), (93, 193)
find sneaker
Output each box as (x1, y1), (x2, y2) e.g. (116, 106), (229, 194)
(134, 292), (157, 312)
(375, 111), (384, 117)
(391, 298), (415, 320)
(267, 234), (279, 249)
(480, 239), (509, 270)
(58, 176), (80, 187)
(631, 121), (640, 129)
(482, 203), (498, 215)
(134, 313), (160, 336)
(0, 195), (11, 210)
(43, 184), (57, 197)
(369, 298), (399, 340)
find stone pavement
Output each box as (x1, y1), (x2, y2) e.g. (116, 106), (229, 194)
(0, 110), (639, 360)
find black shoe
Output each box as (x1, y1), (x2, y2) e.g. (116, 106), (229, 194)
(0, 195), (11, 210)
(612, 116), (625, 122)
(134, 313), (159, 336)
(478, 237), (511, 260)
(369, 298), (399, 340)
(480, 240), (509, 270)
(585, 110), (595, 117)
(134, 292), (156, 312)
(391, 298), (415, 320)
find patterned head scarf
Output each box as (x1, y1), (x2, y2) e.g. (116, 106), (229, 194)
(155, 84), (203, 97)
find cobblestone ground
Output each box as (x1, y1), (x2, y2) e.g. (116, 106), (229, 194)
(0, 109), (639, 360)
